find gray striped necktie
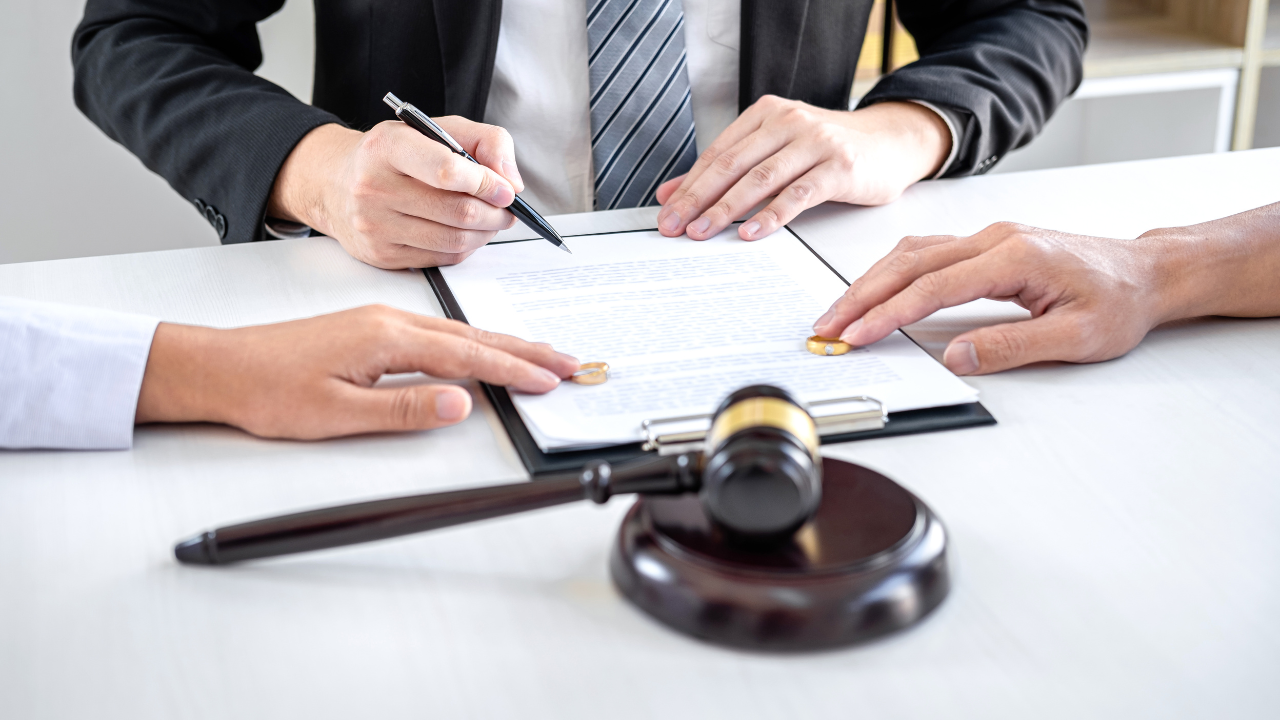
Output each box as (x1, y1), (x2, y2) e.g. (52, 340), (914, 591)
(587, 0), (698, 210)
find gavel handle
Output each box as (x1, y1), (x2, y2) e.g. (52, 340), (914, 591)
(174, 454), (696, 565)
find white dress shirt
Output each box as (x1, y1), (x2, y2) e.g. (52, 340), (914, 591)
(486, 0), (955, 214)
(485, 0), (742, 214)
(0, 298), (158, 450)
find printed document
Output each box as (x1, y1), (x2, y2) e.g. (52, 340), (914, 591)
(440, 227), (978, 451)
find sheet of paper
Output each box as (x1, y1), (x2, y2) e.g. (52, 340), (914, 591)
(441, 227), (978, 451)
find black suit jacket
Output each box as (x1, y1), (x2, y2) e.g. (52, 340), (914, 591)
(73, 0), (1087, 245)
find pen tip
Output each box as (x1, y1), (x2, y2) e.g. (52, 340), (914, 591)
(559, 243), (573, 254)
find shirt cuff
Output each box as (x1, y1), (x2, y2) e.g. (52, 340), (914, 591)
(264, 218), (313, 240)
(907, 100), (959, 180)
(0, 298), (160, 450)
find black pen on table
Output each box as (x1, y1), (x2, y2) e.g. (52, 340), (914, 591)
(383, 92), (572, 255)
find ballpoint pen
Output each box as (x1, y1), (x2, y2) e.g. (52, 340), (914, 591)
(383, 92), (572, 254)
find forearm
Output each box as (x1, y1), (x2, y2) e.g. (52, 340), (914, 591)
(1147, 202), (1280, 323)
(135, 324), (235, 426)
(878, 0), (1088, 177)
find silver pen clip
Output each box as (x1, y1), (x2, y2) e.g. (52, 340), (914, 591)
(382, 92), (465, 155)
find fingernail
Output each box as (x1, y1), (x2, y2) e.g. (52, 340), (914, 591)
(659, 209), (681, 234)
(487, 179), (515, 207)
(556, 352), (579, 368)
(813, 309), (835, 332)
(689, 217), (711, 236)
(535, 368), (562, 389)
(944, 340), (979, 375)
(838, 318), (864, 345)
(435, 389), (470, 422)
(501, 161), (523, 190)
(742, 221), (761, 239)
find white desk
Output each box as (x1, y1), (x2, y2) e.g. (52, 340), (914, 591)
(2, 150), (1278, 719)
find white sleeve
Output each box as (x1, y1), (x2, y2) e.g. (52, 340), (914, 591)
(0, 297), (160, 450)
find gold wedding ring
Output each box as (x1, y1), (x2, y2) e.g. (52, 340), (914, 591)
(806, 335), (852, 356)
(570, 362), (610, 385)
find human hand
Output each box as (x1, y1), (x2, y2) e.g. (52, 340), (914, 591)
(812, 223), (1183, 375)
(135, 305), (579, 439)
(268, 121), (523, 269)
(654, 99), (949, 242)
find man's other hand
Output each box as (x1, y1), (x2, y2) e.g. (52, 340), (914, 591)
(655, 99), (949, 242)
(267, 120), (524, 269)
(135, 306), (579, 439)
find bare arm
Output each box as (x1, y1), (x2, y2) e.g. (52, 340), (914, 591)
(137, 306), (579, 439)
(813, 202), (1280, 375)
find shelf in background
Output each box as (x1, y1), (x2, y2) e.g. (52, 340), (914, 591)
(1085, 16), (1244, 77)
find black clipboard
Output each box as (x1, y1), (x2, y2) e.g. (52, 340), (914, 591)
(424, 226), (995, 477)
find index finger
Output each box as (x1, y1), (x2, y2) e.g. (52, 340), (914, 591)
(396, 315), (581, 378)
(814, 234), (968, 337)
(380, 122), (515, 207)
(385, 329), (564, 394)
(839, 253), (1028, 347)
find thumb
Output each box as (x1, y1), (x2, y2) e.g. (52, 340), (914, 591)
(942, 313), (1085, 375)
(437, 116), (524, 193)
(340, 384), (475, 434)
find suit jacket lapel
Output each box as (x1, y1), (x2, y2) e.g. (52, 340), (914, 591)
(433, 0), (504, 120)
(739, 0), (811, 111)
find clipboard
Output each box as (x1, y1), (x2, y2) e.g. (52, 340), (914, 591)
(424, 227), (996, 477)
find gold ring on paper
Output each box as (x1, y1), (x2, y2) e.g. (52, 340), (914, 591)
(806, 336), (852, 357)
(570, 362), (610, 385)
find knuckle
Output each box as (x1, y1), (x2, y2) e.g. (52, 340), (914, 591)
(758, 94), (785, 110)
(349, 213), (377, 237)
(832, 146), (859, 172)
(886, 250), (920, 276)
(434, 160), (460, 188)
(360, 126), (388, 157)
(787, 179), (816, 202)
(746, 163), (777, 187)
(981, 328), (1027, 362)
(912, 271), (947, 298)
(451, 197), (482, 226)
(436, 228), (472, 254)
(712, 150), (742, 176)
(677, 189), (703, 209)
(705, 201), (733, 220)
(757, 206), (782, 225)
(896, 235), (927, 252)
(782, 106), (812, 124)
(388, 387), (424, 428)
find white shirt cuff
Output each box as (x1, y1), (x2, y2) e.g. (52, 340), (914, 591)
(907, 100), (959, 180)
(264, 218), (313, 240)
(0, 298), (159, 450)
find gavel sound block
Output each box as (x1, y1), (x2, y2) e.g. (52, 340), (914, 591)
(612, 457), (948, 651)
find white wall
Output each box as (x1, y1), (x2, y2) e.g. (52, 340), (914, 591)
(0, 0), (315, 266)
(1256, 66), (1280, 150)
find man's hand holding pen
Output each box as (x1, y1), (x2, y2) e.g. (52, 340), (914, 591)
(266, 119), (523, 269)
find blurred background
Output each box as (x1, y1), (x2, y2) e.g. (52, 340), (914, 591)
(2, 0), (1278, 265)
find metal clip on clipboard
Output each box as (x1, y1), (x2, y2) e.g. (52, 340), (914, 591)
(640, 396), (888, 456)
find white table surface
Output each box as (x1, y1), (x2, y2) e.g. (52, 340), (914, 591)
(2, 149), (1278, 720)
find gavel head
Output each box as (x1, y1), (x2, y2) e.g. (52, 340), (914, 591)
(699, 385), (823, 545)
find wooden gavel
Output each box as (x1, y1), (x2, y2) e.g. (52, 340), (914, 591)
(175, 385), (823, 565)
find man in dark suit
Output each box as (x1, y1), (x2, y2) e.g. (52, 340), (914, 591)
(73, 0), (1087, 269)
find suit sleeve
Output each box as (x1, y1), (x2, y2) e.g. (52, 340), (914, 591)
(72, 0), (344, 245)
(858, 0), (1088, 178)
